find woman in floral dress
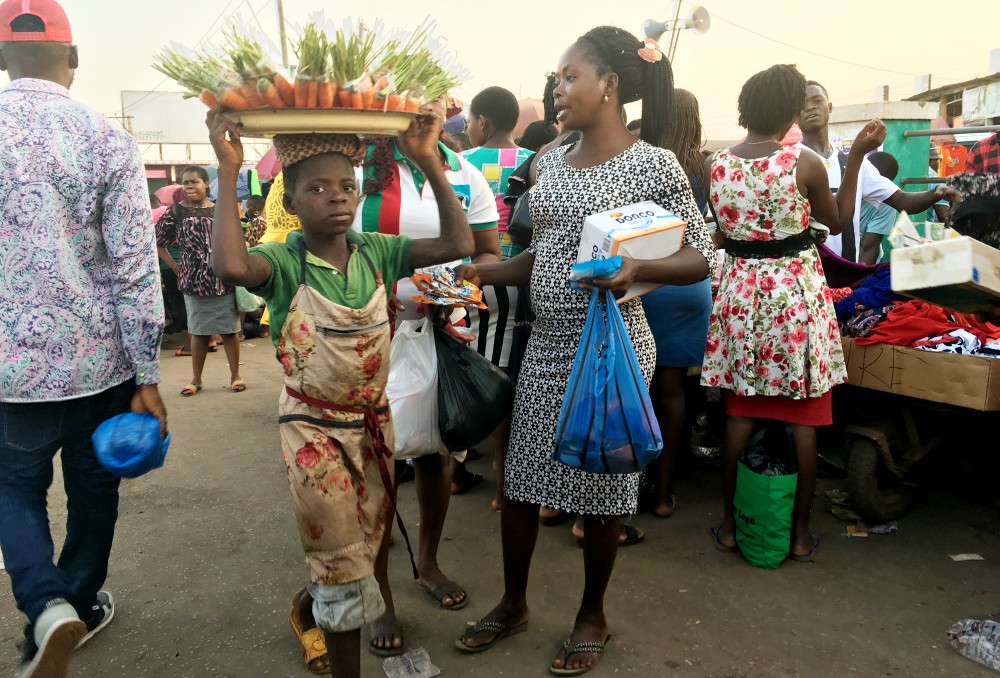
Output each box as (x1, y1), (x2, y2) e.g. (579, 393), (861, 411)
(701, 65), (885, 560)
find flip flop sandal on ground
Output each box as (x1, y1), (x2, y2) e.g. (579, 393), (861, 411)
(549, 634), (612, 676)
(174, 347), (192, 357)
(367, 619), (405, 658)
(288, 590), (330, 675)
(654, 495), (677, 518)
(419, 580), (468, 610)
(789, 535), (821, 562)
(230, 379), (247, 393)
(451, 473), (484, 495)
(180, 383), (202, 397)
(454, 618), (529, 653)
(575, 524), (644, 548)
(710, 524), (739, 553)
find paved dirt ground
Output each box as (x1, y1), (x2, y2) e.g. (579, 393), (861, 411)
(2, 337), (998, 677)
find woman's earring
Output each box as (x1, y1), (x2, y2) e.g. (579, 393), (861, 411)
(603, 94), (609, 103)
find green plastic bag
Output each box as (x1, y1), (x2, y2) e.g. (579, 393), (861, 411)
(734, 460), (797, 570)
(235, 286), (264, 313)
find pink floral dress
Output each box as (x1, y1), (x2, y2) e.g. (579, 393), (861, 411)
(701, 147), (846, 399)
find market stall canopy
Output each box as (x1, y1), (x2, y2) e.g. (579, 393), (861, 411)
(154, 183), (182, 205)
(780, 124), (803, 145)
(514, 98), (545, 138)
(256, 147), (282, 181)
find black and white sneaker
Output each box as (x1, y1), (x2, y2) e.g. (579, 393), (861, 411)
(77, 591), (114, 649)
(18, 600), (85, 678)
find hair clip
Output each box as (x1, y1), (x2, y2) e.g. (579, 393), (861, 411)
(638, 38), (663, 64)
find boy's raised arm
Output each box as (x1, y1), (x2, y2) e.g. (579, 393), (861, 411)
(206, 108), (272, 288)
(402, 103), (474, 269)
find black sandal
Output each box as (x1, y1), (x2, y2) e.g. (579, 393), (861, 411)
(575, 524), (644, 548)
(550, 634), (612, 675)
(454, 618), (529, 653)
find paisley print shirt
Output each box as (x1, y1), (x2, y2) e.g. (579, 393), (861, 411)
(0, 79), (164, 402)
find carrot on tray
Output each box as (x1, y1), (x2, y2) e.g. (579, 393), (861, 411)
(386, 93), (404, 111)
(306, 80), (319, 108)
(218, 87), (253, 110)
(360, 89), (376, 110)
(336, 89), (351, 108)
(293, 78), (309, 108)
(318, 80), (336, 108)
(239, 81), (266, 108)
(272, 73), (296, 107)
(258, 78), (286, 108)
(199, 89), (219, 108)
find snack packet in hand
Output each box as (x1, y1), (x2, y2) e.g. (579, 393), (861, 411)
(411, 266), (487, 309)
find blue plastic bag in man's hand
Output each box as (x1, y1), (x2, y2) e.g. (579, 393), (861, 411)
(552, 288), (662, 474)
(92, 412), (170, 478)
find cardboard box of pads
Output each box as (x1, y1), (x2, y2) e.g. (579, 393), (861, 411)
(576, 201), (686, 302)
(891, 236), (1000, 314)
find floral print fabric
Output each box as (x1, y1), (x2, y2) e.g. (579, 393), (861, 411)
(156, 204), (233, 297)
(277, 264), (394, 586)
(0, 79), (163, 401)
(701, 147), (846, 399)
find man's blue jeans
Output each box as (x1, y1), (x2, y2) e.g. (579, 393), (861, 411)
(0, 380), (132, 626)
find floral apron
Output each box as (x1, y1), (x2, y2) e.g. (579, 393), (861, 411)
(277, 242), (409, 585)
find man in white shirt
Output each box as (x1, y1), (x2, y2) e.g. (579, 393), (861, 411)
(797, 81), (959, 262)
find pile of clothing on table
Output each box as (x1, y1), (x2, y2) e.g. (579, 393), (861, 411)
(828, 263), (1000, 360)
(826, 171), (1000, 358)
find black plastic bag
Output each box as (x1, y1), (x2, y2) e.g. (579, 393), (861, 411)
(434, 326), (515, 451)
(740, 423), (798, 476)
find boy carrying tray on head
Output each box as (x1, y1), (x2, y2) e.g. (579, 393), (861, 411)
(206, 105), (473, 678)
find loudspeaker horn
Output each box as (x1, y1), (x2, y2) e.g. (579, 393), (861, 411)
(641, 19), (669, 42)
(683, 6), (711, 34)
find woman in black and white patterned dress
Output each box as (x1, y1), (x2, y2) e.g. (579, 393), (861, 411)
(454, 26), (716, 674)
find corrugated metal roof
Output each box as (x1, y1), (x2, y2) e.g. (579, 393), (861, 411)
(905, 72), (1000, 102)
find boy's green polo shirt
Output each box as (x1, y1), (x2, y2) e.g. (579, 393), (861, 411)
(250, 230), (412, 349)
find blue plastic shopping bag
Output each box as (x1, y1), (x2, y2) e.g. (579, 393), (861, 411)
(552, 288), (663, 474)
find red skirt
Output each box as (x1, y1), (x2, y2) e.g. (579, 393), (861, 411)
(724, 391), (832, 426)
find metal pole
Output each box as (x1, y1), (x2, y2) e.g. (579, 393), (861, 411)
(901, 177), (947, 185)
(902, 125), (1000, 138)
(667, 0), (683, 61)
(275, 0), (289, 68)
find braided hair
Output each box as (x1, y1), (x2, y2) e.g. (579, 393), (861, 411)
(575, 26), (675, 149)
(542, 72), (558, 124)
(668, 89), (707, 203)
(738, 65), (807, 136)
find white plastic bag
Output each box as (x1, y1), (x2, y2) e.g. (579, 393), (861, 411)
(386, 319), (444, 459)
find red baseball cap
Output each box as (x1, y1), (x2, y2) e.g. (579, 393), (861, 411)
(0, 0), (73, 43)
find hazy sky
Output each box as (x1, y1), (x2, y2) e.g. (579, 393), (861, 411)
(58, 0), (999, 142)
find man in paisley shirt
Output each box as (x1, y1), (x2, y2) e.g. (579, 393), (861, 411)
(0, 2), (167, 676)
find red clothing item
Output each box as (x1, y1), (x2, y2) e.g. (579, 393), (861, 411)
(965, 132), (1000, 175)
(854, 300), (1000, 347)
(725, 391), (832, 426)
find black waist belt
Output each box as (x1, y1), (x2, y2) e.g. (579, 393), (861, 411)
(724, 230), (819, 259)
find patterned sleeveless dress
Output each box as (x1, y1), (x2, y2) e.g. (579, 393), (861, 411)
(504, 141), (717, 515)
(700, 146), (846, 417)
